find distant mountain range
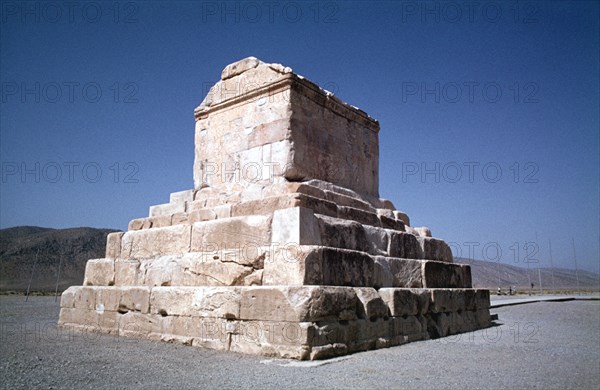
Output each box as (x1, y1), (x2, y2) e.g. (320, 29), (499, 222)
(1, 226), (598, 293)
(0, 226), (118, 292)
(459, 257), (600, 291)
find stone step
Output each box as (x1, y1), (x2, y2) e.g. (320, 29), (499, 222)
(59, 285), (490, 360)
(86, 246), (469, 289)
(264, 245), (470, 288)
(119, 206), (448, 264)
(136, 182), (412, 233)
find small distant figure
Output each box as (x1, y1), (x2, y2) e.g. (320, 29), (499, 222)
(497, 287), (502, 296)
(529, 282), (534, 296)
(509, 286), (513, 296)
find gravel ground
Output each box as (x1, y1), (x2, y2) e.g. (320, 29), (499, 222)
(1, 296), (598, 389)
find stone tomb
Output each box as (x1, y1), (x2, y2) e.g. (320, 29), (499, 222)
(59, 57), (491, 360)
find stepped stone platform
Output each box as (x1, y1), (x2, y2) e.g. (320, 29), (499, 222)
(59, 57), (491, 360)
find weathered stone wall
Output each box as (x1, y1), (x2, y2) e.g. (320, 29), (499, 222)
(193, 58), (380, 198)
(60, 285), (490, 360)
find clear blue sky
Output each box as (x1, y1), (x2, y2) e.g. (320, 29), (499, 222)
(1, 1), (598, 273)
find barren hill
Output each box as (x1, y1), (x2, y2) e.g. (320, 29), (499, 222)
(0, 226), (119, 292)
(459, 257), (600, 291)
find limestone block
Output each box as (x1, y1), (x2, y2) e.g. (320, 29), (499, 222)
(310, 343), (349, 360)
(324, 190), (374, 212)
(426, 312), (452, 338)
(363, 225), (389, 255)
(191, 216), (271, 252)
(96, 310), (120, 332)
(271, 207), (321, 246)
(229, 322), (312, 360)
(337, 206), (380, 227)
(474, 289), (491, 309)
(170, 189), (194, 204)
(161, 315), (196, 340)
(83, 258), (115, 286)
(73, 286), (96, 310)
(150, 287), (242, 318)
(121, 225), (192, 259)
(243, 269), (263, 286)
(418, 236), (453, 262)
(114, 259), (142, 285)
(379, 215), (404, 231)
(119, 312), (163, 337)
(60, 286), (79, 308)
(430, 289), (458, 313)
(95, 287), (120, 311)
(188, 318), (238, 349)
(316, 215), (370, 253)
(149, 215), (172, 228)
(262, 245), (315, 285)
(319, 248), (375, 287)
(379, 289), (420, 316)
(372, 257), (394, 288)
(213, 204), (232, 219)
(393, 315), (424, 342)
(295, 194), (338, 218)
(385, 257), (423, 288)
(473, 309), (491, 327)
(414, 227), (432, 237)
(354, 288), (389, 320)
(58, 308), (97, 327)
(376, 208), (394, 219)
(422, 261), (471, 288)
(221, 56), (261, 80)
(262, 182), (327, 200)
(239, 286), (358, 322)
(171, 212), (190, 225)
(117, 286), (150, 313)
(140, 252), (258, 287)
(393, 210), (410, 226)
(188, 209), (218, 223)
(105, 232), (124, 258)
(127, 218), (145, 231)
(149, 202), (185, 217)
(231, 196), (298, 217)
(388, 232), (422, 259)
(246, 119), (291, 150)
(354, 317), (394, 345)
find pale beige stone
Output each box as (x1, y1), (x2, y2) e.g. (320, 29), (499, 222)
(73, 286), (96, 310)
(105, 232), (124, 258)
(418, 236), (453, 262)
(221, 56), (261, 80)
(121, 225), (191, 259)
(128, 218), (144, 231)
(240, 286), (358, 322)
(354, 288), (389, 320)
(149, 202), (185, 217)
(60, 286), (78, 308)
(149, 215), (172, 228)
(191, 216), (271, 252)
(114, 259), (142, 285)
(393, 210), (410, 226)
(150, 287), (241, 318)
(170, 189), (194, 204)
(414, 227), (432, 237)
(271, 207), (321, 246)
(83, 258), (114, 286)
